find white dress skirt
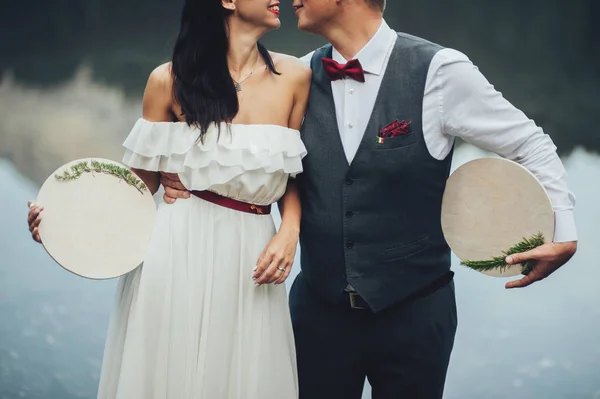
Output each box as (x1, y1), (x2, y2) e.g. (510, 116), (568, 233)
(96, 119), (307, 399)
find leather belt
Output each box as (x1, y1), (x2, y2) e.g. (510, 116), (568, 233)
(343, 271), (454, 310)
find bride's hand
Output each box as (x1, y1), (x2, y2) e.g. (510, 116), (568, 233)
(253, 226), (299, 286)
(26, 201), (43, 243)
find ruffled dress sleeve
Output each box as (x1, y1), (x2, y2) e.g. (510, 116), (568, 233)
(121, 119), (307, 191)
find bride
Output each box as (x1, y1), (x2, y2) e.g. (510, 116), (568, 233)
(26, 0), (311, 397)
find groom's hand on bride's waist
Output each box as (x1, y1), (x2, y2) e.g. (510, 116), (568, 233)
(160, 172), (191, 204)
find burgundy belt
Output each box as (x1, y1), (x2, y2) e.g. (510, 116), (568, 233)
(190, 190), (271, 215)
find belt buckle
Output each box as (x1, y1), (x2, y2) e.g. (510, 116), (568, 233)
(349, 292), (366, 310)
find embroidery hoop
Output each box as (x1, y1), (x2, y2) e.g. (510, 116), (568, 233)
(441, 157), (554, 277)
(36, 158), (156, 279)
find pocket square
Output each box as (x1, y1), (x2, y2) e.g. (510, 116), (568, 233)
(377, 120), (412, 143)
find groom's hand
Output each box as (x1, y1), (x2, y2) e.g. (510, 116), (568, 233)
(504, 241), (577, 289)
(160, 172), (190, 204)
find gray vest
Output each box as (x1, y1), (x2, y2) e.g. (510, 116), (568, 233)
(297, 33), (454, 312)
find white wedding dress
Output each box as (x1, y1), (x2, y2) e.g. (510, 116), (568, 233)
(97, 119), (306, 399)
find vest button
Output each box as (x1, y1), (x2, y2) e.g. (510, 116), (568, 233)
(346, 241), (354, 249)
(345, 211), (354, 218)
(344, 178), (354, 185)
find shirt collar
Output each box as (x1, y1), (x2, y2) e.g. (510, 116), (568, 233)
(332, 19), (397, 76)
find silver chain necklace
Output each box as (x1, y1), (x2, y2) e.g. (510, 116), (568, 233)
(231, 51), (260, 92)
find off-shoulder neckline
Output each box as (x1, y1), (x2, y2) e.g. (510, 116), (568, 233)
(138, 118), (300, 134)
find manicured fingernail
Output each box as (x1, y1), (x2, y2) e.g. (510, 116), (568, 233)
(253, 266), (257, 271)
(506, 256), (513, 264)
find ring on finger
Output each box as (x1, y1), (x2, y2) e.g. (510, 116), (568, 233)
(277, 266), (286, 273)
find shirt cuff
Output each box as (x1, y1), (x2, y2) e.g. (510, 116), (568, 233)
(553, 210), (578, 242)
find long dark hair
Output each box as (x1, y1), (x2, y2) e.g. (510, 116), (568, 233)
(171, 0), (280, 140)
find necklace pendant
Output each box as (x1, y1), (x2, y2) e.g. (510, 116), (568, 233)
(234, 82), (242, 92)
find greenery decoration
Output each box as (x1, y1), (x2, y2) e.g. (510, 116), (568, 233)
(461, 232), (545, 275)
(54, 160), (147, 194)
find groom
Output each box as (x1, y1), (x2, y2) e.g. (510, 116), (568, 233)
(163, 0), (578, 397)
(284, 1), (577, 397)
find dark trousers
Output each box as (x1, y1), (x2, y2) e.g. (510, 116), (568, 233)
(289, 272), (458, 399)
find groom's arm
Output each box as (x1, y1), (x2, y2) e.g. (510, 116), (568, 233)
(424, 48), (577, 288)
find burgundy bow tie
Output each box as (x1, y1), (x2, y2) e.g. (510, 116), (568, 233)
(321, 58), (366, 83)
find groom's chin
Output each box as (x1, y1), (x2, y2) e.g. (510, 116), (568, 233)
(296, 20), (314, 33)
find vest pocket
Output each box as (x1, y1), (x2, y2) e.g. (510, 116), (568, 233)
(374, 132), (418, 150)
(383, 235), (429, 262)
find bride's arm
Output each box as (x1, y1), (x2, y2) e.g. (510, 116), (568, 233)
(277, 65), (312, 236)
(131, 64), (175, 195)
(253, 62), (311, 286)
(26, 65), (176, 243)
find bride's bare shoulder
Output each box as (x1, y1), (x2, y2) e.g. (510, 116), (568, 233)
(270, 52), (312, 85)
(146, 62), (174, 94)
(142, 62), (175, 119)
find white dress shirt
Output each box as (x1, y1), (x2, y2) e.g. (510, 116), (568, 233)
(300, 19), (577, 243)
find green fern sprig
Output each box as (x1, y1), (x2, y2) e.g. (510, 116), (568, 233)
(460, 232), (545, 275)
(55, 160), (147, 194)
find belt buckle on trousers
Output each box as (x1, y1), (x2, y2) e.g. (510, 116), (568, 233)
(348, 292), (366, 310)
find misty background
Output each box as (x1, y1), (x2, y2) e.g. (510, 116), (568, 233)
(0, 1), (599, 398)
